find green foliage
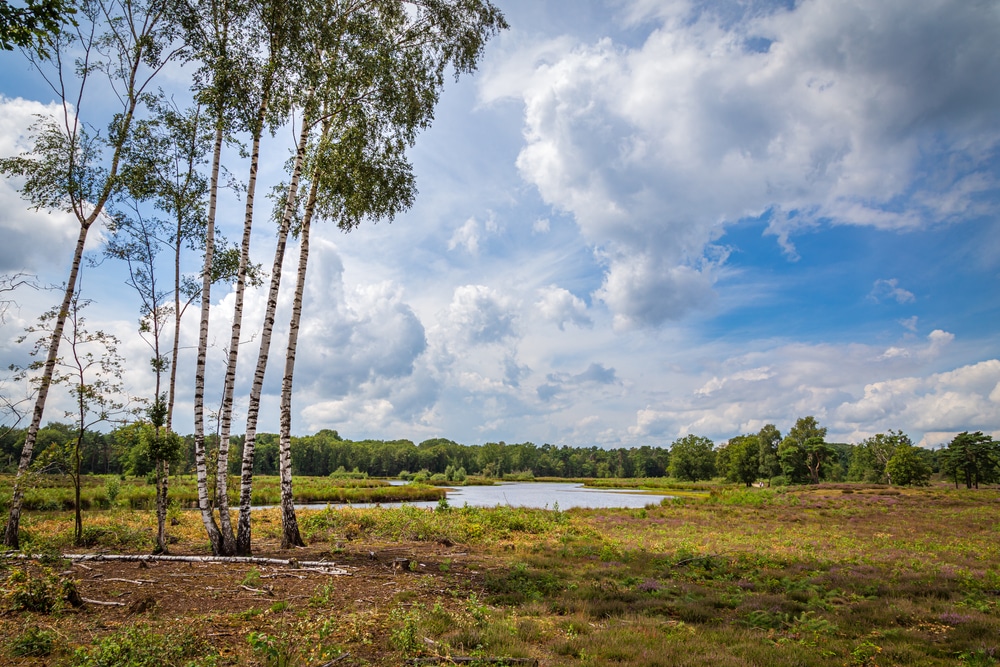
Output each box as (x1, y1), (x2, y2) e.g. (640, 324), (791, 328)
(779, 417), (829, 484)
(9, 625), (56, 657)
(0, 0), (76, 56)
(247, 630), (297, 667)
(4, 566), (79, 613)
(669, 434), (716, 481)
(943, 431), (999, 489)
(329, 466), (367, 479)
(71, 624), (211, 667)
(241, 567), (262, 587)
(721, 435), (760, 487)
(885, 443), (932, 486)
(388, 605), (422, 655)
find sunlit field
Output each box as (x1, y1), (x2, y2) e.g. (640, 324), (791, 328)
(2, 482), (999, 666)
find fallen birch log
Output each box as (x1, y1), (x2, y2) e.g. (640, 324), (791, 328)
(0, 553), (349, 574)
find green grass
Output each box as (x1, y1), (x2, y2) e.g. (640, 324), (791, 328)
(0, 474), (445, 511)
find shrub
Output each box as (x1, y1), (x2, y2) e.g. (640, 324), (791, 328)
(4, 566), (80, 613)
(70, 624), (211, 667)
(10, 626), (55, 657)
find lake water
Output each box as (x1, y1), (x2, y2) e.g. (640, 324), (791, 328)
(291, 481), (668, 511)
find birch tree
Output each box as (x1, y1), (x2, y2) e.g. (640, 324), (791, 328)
(185, 0), (259, 555)
(235, 0), (507, 553)
(0, 0), (184, 549)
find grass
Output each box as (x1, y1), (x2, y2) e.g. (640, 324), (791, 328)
(0, 474), (445, 511)
(2, 482), (999, 666)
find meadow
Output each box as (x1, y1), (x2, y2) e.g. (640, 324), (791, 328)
(0, 474), (445, 512)
(1, 481), (998, 666)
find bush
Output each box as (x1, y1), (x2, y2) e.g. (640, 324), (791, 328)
(330, 466), (368, 480)
(70, 624), (211, 667)
(4, 566), (80, 613)
(10, 626), (56, 657)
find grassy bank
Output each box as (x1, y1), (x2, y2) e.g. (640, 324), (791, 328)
(2, 484), (999, 666)
(0, 474), (445, 512)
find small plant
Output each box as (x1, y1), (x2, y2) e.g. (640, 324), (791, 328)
(465, 592), (490, 625)
(269, 600), (290, 613)
(310, 581), (338, 607)
(10, 626), (55, 657)
(850, 640), (882, 667)
(5, 566), (80, 613)
(234, 608), (262, 621)
(70, 624), (210, 666)
(104, 476), (120, 506)
(247, 631), (297, 667)
(241, 567), (262, 587)
(389, 605), (422, 654)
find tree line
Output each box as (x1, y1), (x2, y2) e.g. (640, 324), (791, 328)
(3, 416), (997, 489)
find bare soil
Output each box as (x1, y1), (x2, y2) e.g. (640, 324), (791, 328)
(2, 537), (494, 666)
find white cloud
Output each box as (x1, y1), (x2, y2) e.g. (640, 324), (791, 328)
(834, 359), (1000, 446)
(448, 217), (481, 255)
(483, 0), (1000, 327)
(869, 278), (915, 304)
(535, 285), (591, 330)
(627, 329), (989, 444)
(0, 96), (85, 273)
(447, 213), (500, 256)
(446, 284), (518, 344)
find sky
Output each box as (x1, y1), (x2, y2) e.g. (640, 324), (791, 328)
(1, 0), (999, 449)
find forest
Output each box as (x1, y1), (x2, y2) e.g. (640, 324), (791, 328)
(3, 416), (996, 489)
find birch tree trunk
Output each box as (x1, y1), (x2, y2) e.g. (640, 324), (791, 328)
(235, 116), (311, 555)
(2, 0), (186, 550)
(155, 460), (169, 553)
(192, 119), (226, 555)
(278, 160), (323, 549)
(215, 91), (270, 556)
(4, 227), (89, 549)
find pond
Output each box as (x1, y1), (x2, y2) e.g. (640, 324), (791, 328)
(289, 481), (669, 511)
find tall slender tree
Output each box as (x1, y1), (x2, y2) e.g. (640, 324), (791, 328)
(235, 0), (507, 553)
(185, 0), (261, 555)
(0, 0), (185, 549)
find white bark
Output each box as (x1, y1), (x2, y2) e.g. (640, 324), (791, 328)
(192, 121), (225, 555)
(214, 118), (266, 557)
(278, 154), (324, 549)
(236, 115), (311, 555)
(4, 227), (90, 549)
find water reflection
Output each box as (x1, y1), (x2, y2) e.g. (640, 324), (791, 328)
(287, 481), (668, 511)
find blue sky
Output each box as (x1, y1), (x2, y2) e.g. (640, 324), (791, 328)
(1, 0), (999, 448)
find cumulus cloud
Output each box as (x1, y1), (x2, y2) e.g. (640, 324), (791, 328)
(297, 247), (428, 395)
(535, 285), (591, 330)
(834, 360), (1000, 446)
(537, 362), (618, 403)
(628, 329), (986, 443)
(483, 0), (1000, 327)
(446, 284), (518, 344)
(0, 96), (86, 273)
